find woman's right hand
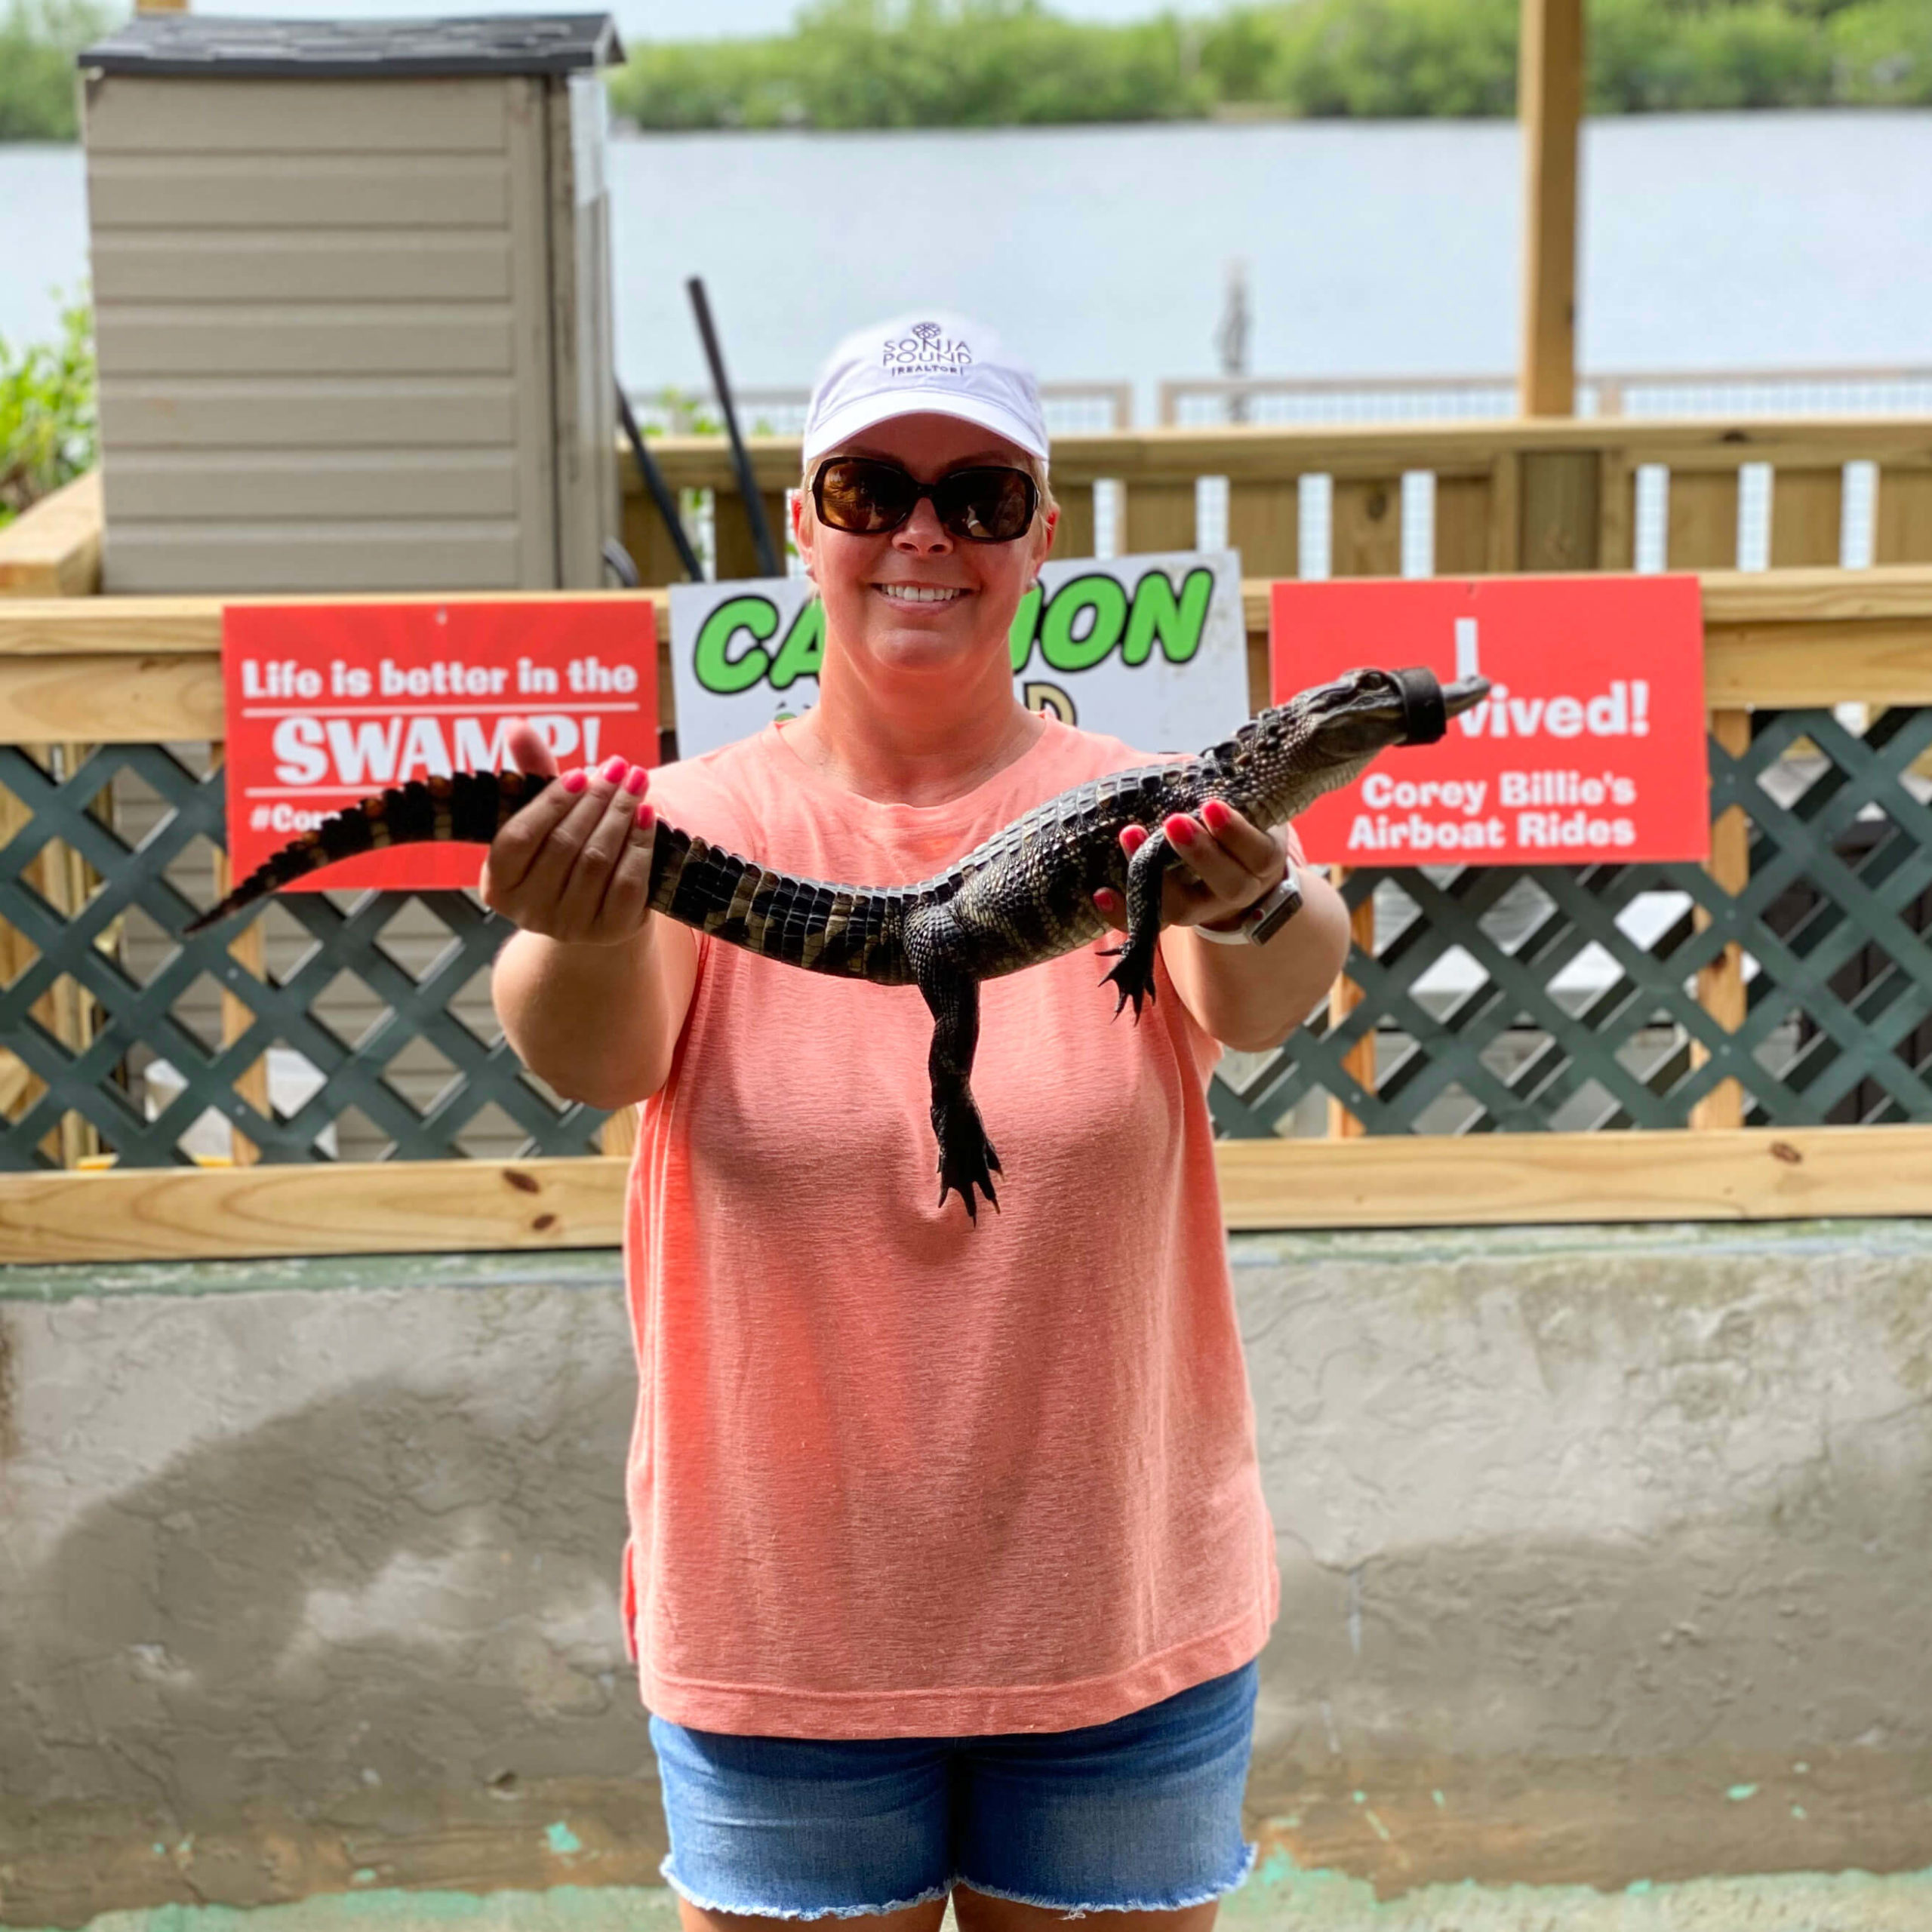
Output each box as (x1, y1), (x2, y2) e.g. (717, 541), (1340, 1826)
(478, 720), (660, 946)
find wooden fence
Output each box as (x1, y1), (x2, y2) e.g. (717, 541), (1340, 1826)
(0, 420), (1928, 1263)
(1156, 365), (1932, 426)
(0, 568), (1927, 1261)
(624, 416), (1932, 589)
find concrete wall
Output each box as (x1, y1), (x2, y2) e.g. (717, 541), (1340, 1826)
(4, 1222), (1931, 1927)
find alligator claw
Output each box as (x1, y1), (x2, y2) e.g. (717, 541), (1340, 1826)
(934, 1093), (1001, 1223)
(1100, 941), (1158, 1021)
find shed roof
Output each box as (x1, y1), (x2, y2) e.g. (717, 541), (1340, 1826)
(76, 11), (624, 78)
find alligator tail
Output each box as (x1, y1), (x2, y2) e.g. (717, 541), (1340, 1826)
(184, 770), (912, 983)
(181, 769), (543, 934)
(648, 823), (909, 982)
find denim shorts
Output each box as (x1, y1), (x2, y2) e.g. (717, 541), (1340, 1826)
(648, 1657), (1260, 1921)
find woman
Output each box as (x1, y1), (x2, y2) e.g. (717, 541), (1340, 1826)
(487, 314), (1352, 1931)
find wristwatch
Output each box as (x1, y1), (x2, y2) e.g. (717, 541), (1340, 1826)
(1192, 863), (1303, 946)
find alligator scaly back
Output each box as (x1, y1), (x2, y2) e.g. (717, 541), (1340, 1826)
(644, 820), (918, 983)
(183, 769), (922, 985)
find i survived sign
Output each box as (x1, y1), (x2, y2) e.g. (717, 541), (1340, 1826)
(1270, 575), (1709, 865)
(220, 600), (660, 893)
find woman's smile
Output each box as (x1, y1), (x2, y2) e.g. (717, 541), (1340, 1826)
(873, 582), (971, 607)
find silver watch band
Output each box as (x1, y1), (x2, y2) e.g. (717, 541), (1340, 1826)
(1192, 865), (1303, 946)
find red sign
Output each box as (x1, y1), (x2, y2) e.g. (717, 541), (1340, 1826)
(220, 599), (660, 893)
(1271, 575), (1709, 866)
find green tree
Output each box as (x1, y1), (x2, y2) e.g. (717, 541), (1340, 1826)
(1827, 0), (1932, 103)
(14, 0), (1919, 136)
(1, 291), (97, 528)
(609, 36), (808, 131)
(1255, 0), (1520, 117)
(0, 0), (117, 141)
(611, 0), (1211, 131)
(1591, 0), (1834, 109)
(782, 0), (1207, 128)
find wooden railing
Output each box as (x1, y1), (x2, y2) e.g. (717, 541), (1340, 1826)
(626, 379), (1137, 438)
(621, 368), (1932, 437)
(1157, 365), (1932, 426)
(0, 472), (103, 598)
(623, 417), (1932, 586)
(13, 414), (1928, 592)
(0, 566), (1927, 1260)
(7, 565), (1930, 749)
(2, 426), (1928, 1260)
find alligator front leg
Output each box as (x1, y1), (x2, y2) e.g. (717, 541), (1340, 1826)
(1098, 827), (1174, 1021)
(906, 915), (1001, 1223)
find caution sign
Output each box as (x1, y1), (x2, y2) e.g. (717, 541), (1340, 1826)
(220, 599), (660, 893)
(669, 551), (1248, 760)
(1271, 575), (1709, 865)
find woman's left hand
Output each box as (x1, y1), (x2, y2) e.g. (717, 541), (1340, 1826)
(1091, 798), (1290, 935)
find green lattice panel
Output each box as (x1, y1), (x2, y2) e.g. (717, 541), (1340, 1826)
(0, 716), (1926, 1164)
(1210, 708), (1932, 1137)
(0, 746), (607, 1169)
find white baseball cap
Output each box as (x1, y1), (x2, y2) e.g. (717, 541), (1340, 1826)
(801, 311), (1050, 468)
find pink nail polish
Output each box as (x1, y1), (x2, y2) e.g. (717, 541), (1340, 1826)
(602, 755), (626, 782)
(1166, 814), (1195, 844)
(1202, 799), (1231, 832)
(561, 769), (587, 794)
(623, 765), (647, 795)
(636, 802), (655, 829)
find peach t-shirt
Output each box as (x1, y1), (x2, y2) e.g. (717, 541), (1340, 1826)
(619, 713), (1285, 1738)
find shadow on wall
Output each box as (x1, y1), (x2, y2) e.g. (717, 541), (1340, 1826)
(6, 1367), (646, 1814)
(1243, 1389), (1932, 1894)
(19, 1358), (1932, 1766)
(1263, 1392), (1932, 1763)
(6, 1245), (1932, 1909)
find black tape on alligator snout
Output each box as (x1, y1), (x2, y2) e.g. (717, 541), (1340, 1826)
(1393, 668), (1447, 745)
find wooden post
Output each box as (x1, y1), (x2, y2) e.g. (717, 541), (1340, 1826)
(599, 1105), (639, 1158)
(1327, 868), (1375, 1138)
(1518, 0), (1583, 417)
(1690, 709), (1752, 1130)
(47, 752), (97, 1171)
(1518, 450), (1600, 571)
(208, 743), (269, 1164)
(0, 747), (103, 1166)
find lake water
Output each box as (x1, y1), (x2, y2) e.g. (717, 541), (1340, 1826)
(5, 111), (1930, 417)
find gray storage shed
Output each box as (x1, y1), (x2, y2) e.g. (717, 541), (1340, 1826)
(75, 13), (625, 594)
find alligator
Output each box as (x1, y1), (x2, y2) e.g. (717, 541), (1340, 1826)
(187, 665), (1487, 1220)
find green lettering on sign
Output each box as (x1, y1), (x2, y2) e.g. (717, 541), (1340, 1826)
(768, 599), (824, 691)
(1123, 567), (1214, 666)
(694, 595), (779, 695)
(1008, 584), (1043, 672)
(1039, 573), (1129, 674)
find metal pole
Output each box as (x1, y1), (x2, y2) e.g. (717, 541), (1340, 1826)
(687, 276), (782, 578)
(1216, 257), (1251, 426)
(616, 381), (704, 583)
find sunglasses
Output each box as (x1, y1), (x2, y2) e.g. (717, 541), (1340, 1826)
(811, 456), (1040, 544)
